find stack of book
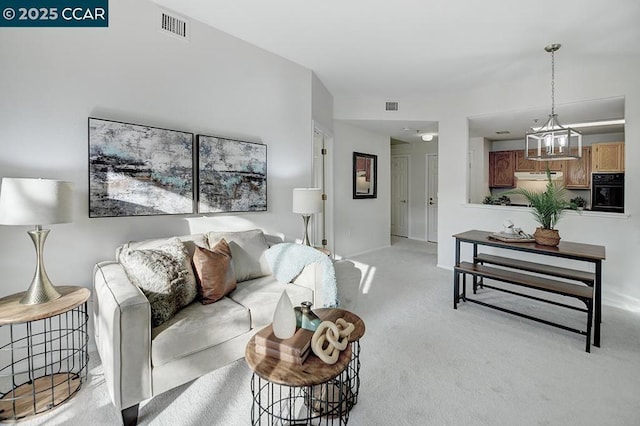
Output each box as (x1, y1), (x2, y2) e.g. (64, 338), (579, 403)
(254, 325), (314, 364)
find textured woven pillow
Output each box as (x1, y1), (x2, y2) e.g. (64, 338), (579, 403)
(192, 238), (237, 304)
(120, 238), (198, 327)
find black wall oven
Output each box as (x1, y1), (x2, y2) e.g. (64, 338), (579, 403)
(591, 173), (624, 213)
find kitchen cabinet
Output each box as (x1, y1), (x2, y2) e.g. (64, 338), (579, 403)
(516, 150), (564, 173)
(545, 159), (564, 172)
(515, 150), (537, 172)
(489, 151), (515, 187)
(564, 147), (591, 188)
(592, 142), (624, 172)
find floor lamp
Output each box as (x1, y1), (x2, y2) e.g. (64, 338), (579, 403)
(0, 178), (74, 305)
(292, 188), (322, 246)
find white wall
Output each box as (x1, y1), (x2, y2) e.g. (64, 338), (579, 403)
(333, 121), (390, 257)
(312, 73), (334, 134)
(335, 54), (640, 310)
(391, 140), (438, 240)
(0, 1), (324, 301)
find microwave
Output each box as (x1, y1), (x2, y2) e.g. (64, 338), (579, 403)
(591, 173), (624, 213)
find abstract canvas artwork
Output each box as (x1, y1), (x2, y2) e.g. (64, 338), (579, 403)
(197, 135), (267, 213)
(88, 118), (194, 217)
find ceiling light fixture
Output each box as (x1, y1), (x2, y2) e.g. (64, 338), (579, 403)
(525, 44), (582, 161)
(421, 134), (434, 142)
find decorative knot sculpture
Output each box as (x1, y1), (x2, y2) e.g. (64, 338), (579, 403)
(311, 318), (355, 364)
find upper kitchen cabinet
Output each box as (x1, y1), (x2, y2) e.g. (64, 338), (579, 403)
(564, 146), (591, 188)
(515, 150), (537, 172)
(489, 151), (515, 187)
(516, 150), (564, 173)
(592, 142), (624, 172)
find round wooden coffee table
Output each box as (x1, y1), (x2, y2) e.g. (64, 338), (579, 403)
(246, 335), (352, 425)
(315, 308), (365, 409)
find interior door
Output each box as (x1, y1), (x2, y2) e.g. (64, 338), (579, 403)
(391, 155), (409, 237)
(427, 154), (438, 242)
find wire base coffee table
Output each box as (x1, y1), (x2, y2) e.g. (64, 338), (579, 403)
(246, 308), (365, 425)
(246, 338), (352, 425)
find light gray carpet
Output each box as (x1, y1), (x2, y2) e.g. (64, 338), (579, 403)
(19, 237), (640, 425)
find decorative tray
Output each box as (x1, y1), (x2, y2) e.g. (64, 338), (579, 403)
(489, 231), (535, 243)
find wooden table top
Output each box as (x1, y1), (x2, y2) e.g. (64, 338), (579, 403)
(453, 230), (606, 261)
(245, 307), (364, 386)
(0, 286), (91, 325)
(314, 307), (366, 342)
(245, 337), (351, 386)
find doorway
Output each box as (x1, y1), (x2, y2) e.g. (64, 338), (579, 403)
(391, 155), (409, 237)
(426, 154), (438, 242)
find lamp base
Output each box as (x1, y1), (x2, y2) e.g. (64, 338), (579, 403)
(20, 228), (61, 305)
(301, 215), (312, 246)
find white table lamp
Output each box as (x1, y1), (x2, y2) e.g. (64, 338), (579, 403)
(0, 178), (74, 304)
(292, 188), (322, 246)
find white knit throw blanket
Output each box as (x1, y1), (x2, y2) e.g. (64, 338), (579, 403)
(264, 243), (339, 308)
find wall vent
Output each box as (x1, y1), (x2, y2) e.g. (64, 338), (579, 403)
(385, 102), (399, 111)
(160, 10), (190, 40)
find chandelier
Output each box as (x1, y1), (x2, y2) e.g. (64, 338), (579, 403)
(525, 44), (582, 161)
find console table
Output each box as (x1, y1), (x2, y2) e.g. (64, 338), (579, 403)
(453, 230), (605, 349)
(0, 286), (90, 421)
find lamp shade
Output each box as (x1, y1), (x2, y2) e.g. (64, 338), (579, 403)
(292, 188), (322, 214)
(0, 178), (73, 225)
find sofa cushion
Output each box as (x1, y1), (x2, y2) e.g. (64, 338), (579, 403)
(227, 276), (313, 328)
(150, 297), (251, 367)
(192, 239), (237, 304)
(120, 238), (198, 327)
(206, 229), (271, 282)
(117, 233), (207, 259)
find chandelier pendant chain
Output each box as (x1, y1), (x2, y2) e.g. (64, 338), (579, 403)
(550, 48), (555, 117)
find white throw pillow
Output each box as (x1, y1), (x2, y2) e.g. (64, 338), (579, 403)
(206, 229), (270, 282)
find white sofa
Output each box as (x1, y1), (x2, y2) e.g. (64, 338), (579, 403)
(93, 229), (324, 425)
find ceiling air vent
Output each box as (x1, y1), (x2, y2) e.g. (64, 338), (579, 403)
(385, 102), (399, 111)
(160, 10), (190, 40)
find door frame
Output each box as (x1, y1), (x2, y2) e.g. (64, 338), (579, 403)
(425, 153), (438, 242)
(312, 120), (334, 255)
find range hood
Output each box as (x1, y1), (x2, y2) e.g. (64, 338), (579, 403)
(514, 171), (563, 181)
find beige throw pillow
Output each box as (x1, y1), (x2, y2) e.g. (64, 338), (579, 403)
(206, 229), (270, 282)
(192, 239), (237, 304)
(120, 238), (197, 327)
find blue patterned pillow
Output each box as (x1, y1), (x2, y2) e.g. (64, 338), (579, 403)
(120, 238), (197, 327)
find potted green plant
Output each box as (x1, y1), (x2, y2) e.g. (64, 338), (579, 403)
(482, 196), (494, 205)
(506, 168), (576, 246)
(497, 195), (511, 206)
(570, 196), (586, 210)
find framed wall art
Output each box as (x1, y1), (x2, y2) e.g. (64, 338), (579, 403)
(197, 135), (267, 213)
(88, 117), (194, 217)
(353, 151), (377, 199)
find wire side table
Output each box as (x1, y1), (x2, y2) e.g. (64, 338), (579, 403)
(0, 286), (90, 421)
(246, 337), (352, 425)
(315, 308), (365, 409)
